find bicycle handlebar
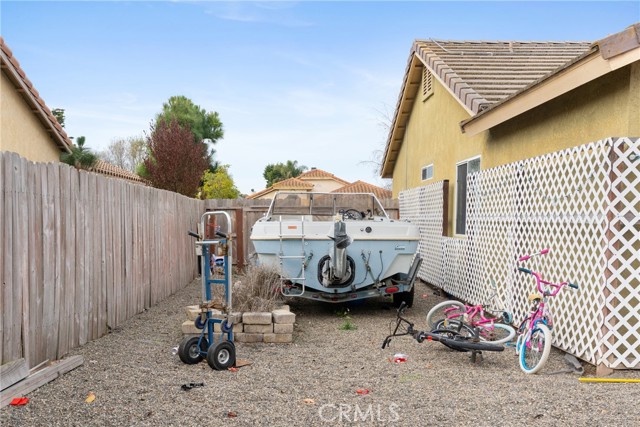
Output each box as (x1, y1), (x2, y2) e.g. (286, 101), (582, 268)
(188, 231), (199, 239)
(517, 266), (578, 295)
(518, 248), (550, 262)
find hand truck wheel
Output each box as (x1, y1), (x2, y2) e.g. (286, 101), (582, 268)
(207, 341), (236, 370)
(178, 336), (209, 364)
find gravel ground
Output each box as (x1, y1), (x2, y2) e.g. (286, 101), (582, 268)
(2, 279), (639, 427)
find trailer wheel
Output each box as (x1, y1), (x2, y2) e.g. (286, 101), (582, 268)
(178, 336), (208, 364)
(207, 341), (236, 370)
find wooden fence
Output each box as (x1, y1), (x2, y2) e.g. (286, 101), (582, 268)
(0, 152), (400, 368)
(1, 152), (204, 367)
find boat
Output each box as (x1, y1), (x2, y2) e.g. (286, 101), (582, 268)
(250, 191), (422, 305)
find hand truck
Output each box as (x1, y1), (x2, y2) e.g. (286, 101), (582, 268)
(178, 211), (236, 370)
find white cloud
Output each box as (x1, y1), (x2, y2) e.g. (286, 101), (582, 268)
(202, 1), (313, 27)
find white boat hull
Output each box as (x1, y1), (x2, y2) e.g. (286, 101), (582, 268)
(250, 192), (420, 303)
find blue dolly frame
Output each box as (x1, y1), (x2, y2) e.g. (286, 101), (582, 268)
(178, 211), (236, 370)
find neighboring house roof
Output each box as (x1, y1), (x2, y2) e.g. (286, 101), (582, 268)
(332, 180), (392, 200)
(246, 168), (352, 199)
(382, 23), (640, 177)
(297, 168), (351, 185)
(0, 37), (72, 153)
(246, 177), (314, 199)
(91, 160), (148, 185)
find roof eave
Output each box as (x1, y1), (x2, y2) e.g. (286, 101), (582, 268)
(0, 51), (73, 154)
(382, 41), (481, 178)
(460, 25), (640, 136)
(381, 49), (423, 178)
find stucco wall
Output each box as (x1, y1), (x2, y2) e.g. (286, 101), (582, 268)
(485, 66), (634, 168)
(392, 62), (637, 236)
(304, 179), (345, 193)
(392, 70), (484, 235)
(0, 71), (61, 163)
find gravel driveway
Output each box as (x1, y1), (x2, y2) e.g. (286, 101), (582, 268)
(2, 279), (639, 427)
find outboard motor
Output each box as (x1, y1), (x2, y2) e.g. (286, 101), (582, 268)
(318, 218), (355, 287)
(331, 219), (351, 280)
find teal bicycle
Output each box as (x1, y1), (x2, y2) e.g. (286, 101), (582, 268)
(516, 248), (579, 374)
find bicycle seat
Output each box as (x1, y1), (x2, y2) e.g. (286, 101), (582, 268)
(528, 293), (542, 301)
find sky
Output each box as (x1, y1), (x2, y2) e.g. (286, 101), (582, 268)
(1, 1), (638, 195)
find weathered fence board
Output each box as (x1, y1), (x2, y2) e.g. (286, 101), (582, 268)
(0, 152), (203, 367)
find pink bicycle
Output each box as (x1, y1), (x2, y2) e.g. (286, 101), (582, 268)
(516, 248), (579, 374)
(426, 283), (516, 345)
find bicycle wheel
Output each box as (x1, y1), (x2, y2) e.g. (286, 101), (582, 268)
(519, 323), (552, 374)
(426, 300), (466, 330)
(437, 333), (505, 353)
(433, 319), (475, 338)
(430, 328), (468, 352)
(476, 323), (516, 345)
(515, 319), (529, 356)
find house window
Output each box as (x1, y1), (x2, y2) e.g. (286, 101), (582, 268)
(421, 164), (433, 181)
(422, 67), (433, 101)
(455, 157), (481, 235)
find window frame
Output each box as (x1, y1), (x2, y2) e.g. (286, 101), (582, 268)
(454, 156), (481, 236)
(421, 164), (434, 182)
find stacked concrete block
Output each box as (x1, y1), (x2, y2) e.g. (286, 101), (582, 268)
(264, 308), (295, 343)
(182, 304), (295, 344)
(236, 312), (271, 343)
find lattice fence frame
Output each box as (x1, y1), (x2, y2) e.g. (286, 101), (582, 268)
(400, 137), (639, 369)
(399, 181), (446, 287)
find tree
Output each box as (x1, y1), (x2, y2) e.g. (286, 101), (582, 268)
(200, 165), (240, 199)
(143, 118), (209, 197)
(263, 160), (307, 187)
(358, 103), (393, 190)
(60, 136), (98, 170)
(51, 108), (66, 128)
(156, 96), (224, 169)
(100, 136), (146, 173)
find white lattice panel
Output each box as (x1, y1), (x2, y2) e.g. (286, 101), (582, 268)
(465, 163), (520, 311)
(399, 182), (445, 287)
(599, 137), (640, 369)
(408, 137), (639, 369)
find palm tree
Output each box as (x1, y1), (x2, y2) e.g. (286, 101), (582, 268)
(60, 136), (98, 170)
(283, 160), (307, 179)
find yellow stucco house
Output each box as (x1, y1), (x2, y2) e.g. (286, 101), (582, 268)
(1, 37), (147, 186)
(382, 23), (639, 373)
(383, 23), (639, 237)
(0, 36), (73, 162)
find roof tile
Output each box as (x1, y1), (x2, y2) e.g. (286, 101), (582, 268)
(332, 180), (392, 199)
(297, 168), (351, 184)
(414, 39), (592, 114)
(91, 160), (148, 185)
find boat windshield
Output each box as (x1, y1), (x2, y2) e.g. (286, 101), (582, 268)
(267, 192), (388, 220)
